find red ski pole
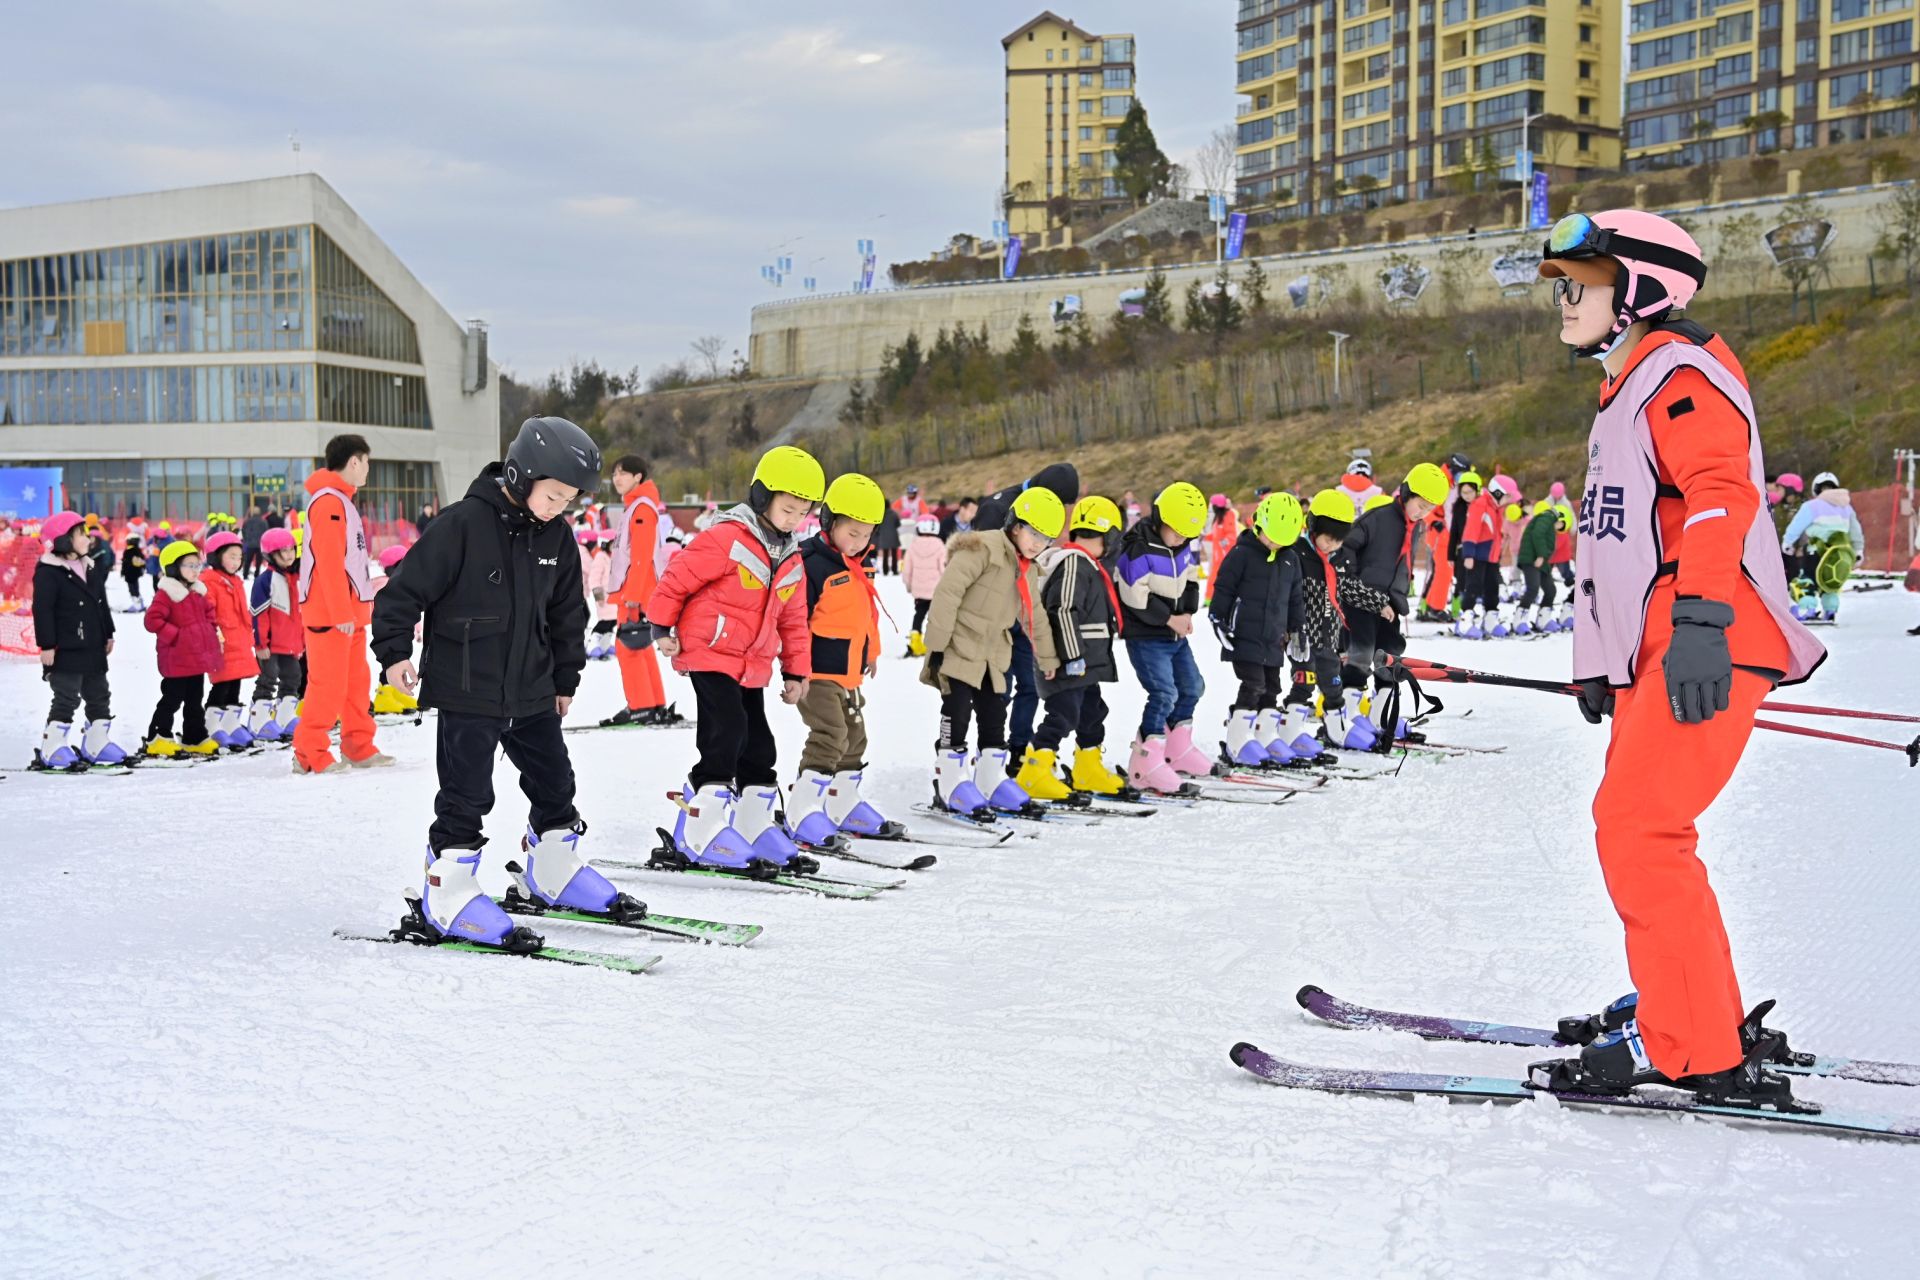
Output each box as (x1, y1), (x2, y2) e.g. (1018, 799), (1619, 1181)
(1755, 719), (1920, 766)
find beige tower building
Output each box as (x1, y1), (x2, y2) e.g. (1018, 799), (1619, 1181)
(1003, 12), (1138, 241)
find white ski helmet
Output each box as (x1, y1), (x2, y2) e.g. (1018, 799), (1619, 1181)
(1811, 471), (1839, 494)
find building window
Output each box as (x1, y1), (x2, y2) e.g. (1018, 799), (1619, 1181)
(1079, 72), (1093, 87)
(1629, 71), (1697, 111)
(1442, 67), (1466, 95)
(1475, 15), (1547, 52)
(1475, 53), (1546, 90)
(1103, 37), (1134, 63)
(1441, 103), (1468, 132)
(1101, 95), (1132, 116)
(1103, 67), (1134, 89)
(1079, 126), (1093, 140)
(1829, 70), (1871, 107)
(1874, 61), (1914, 99)
(1873, 19), (1914, 58)
(1578, 131), (1592, 151)
(1579, 59), (1593, 78)
(1630, 0), (1697, 33)
(1631, 32), (1697, 72)
(1579, 23), (1594, 40)
(1578, 95), (1593, 115)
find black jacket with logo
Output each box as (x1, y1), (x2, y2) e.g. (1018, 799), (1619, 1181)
(33, 555), (114, 675)
(371, 464), (587, 719)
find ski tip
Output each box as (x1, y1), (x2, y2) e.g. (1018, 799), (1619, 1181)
(1229, 1041), (1261, 1067)
(1294, 985), (1324, 1008)
(908, 855), (938, 870)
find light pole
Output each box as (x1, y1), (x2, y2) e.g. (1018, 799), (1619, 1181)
(1519, 110), (1545, 181)
(1328, 331), (1351, 401)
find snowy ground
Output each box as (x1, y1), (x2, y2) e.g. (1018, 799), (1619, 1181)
(3, 571), (1917, 1279)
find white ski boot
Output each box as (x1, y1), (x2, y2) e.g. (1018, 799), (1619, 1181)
(78, 719), (129, 766)
(669, 784), (761, 870)
(34, 722), (80, 770)
(508, 821), (644, 919)
(416, 845), (531, 947)
(787, 770), (844, 848)
(826, 768), (906, 838)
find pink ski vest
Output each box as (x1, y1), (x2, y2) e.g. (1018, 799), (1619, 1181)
(608, 494), (667, 590)
(297, 485), (375, 605)
(1573, 339), (1825, 689)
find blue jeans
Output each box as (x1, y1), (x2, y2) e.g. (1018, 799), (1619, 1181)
(1003, 622), (1041, 754)
(1126, 636), (1204, 739)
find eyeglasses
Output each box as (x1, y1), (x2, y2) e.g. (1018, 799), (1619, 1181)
(1551, 278), (1585, 306)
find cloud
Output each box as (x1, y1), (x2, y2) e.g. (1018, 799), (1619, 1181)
(560, 195), (641, 218)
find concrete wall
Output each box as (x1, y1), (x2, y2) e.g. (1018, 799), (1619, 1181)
(749, 182), (1909, 379)
(0, 174), (497, 503)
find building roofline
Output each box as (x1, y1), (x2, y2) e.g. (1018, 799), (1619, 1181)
(1002, 11), (1099, 47)
(0, 172), (339, 219)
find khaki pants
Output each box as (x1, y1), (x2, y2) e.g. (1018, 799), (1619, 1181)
(797, 681), (868, 775)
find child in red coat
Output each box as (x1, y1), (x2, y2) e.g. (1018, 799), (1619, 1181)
(647, 445), (820, 872)
(200, 532), (261, 749)
(143, 540), (224, 756)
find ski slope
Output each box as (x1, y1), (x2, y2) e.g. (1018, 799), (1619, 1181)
(4, 572), (1917, 1278)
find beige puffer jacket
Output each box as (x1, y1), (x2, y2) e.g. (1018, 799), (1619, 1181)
(919, 530), (1060, 693)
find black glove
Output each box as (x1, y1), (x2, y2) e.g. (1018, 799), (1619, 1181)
(616, 621), (654, 651)
(1575, 678), (1614, 725)
(927, 651), (943, 673)
(1663, 598), (1735, 724)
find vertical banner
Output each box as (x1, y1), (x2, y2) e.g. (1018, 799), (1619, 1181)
(1003, 235), (1022, 280)
(860, 254), (877, 291)
(1529, 172), (1550, 231)
(1225, 212), (1248, 261)
(1208, 193), (1227, 223)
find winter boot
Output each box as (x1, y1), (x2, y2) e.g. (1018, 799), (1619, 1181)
(419, 845), (523, 946)
(510, 821), (640, 917)
(346, 750), (396, 768)
(372, 683), (417, 715)
(249, 700), (283, 741)
(79, 720), (128, 766)
(733, 784), (806, 867)
(1070, 746), (1126, 795)
(1281, 704), (1321, 758)
(1015, 746), (1073, 802)
(975, 747), (1031, 811)
(934, 749), (991, 817)
(1128, 736), (1185, 795)
(1164, 722), (1215, 777)
(826, 768), (906, 837)
(787, 769), (846, 847)
(34, 722), (80, 770)
(671, 784), (761, 869)
(275, 695), (301, 737)
(143, 736), (183, 758)
(1253, 708), (1297, 765)
(1225, 709), (1271, 768)
(905, 630), (927, 658)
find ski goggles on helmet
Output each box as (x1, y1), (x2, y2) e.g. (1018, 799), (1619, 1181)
(1542, 213), (1705, 285)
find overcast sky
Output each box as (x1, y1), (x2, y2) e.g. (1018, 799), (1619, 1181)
(2, 2), (1234, 382)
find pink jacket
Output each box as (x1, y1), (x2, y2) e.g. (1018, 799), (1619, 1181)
(146, 577), (224, 678)
(902, 534), (948, 601)
(585, 548), (615, 621)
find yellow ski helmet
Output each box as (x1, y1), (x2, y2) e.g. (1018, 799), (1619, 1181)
(1069, 495), (1124, 536)
(1555, 507), (1574, 533)
(1308, 489), (1356, 524)
(1254, 491), (1305, 547)
(1154, 482), (1209, 540)
(748, 445), (826, 513)
(158, 539), (201, 572)
(1456, 470), (1484, 490)
(1403, 462), (1450, 507)
(1364, 494), (1395, 514)
(1010, 486), (1067, 540)
(1532, 499), (1552, 516)
(821, 473), (885, 526)
(1504, 502), (1523, 523)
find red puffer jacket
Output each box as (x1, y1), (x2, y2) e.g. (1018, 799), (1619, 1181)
(146, 577), (225, 678)
(646, 506), (812, 688)
(201, 567), (260, 683)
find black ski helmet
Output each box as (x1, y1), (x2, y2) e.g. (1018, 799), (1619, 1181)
(503, 417), (603, 503)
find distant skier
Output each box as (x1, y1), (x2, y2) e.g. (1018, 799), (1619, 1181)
(1779, 471), (1865, 622)
(1534, 209), (1826, 1103)
(901, 514), (947, 655)
(1515, 500), (1561, 634)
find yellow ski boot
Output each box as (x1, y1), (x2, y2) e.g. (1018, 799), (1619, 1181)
(180, 738), (221, 755)
(1015, 746), (1073, 802)
(1070, 746), (1125, 796)
(143, 736), (182, 758)
(372, 683), (418, 715)
(905, 630), (927, 658)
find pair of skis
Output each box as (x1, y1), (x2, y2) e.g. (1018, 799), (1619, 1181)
(1232, 987), (1920, 1140)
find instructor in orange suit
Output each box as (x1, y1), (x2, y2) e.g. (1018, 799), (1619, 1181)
(1526, 210), (1825, 1107)
(599, 454), (683, 728)
(292, 434), (387, 774)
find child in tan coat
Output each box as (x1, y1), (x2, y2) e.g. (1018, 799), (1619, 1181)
(921, 489), (1065, 818)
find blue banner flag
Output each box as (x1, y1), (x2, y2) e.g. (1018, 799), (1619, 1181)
(1003, 235), (1022, 279)
(1529, 172), (1550, 231)
(1225, 212), (1248, 261)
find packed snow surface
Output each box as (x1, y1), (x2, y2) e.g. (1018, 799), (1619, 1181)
(4, 574), (1917, 1278)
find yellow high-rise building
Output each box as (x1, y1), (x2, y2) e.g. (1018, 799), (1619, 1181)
(1233, 0), (1621, 220)
(1623, 0), (1917, 169)
(1003, 12), (1138, 241)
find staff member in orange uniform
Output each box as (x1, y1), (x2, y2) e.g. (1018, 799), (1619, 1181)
(1528, 211), (1825, 1108)
(292, 434), (388, 774)
(600, 454), (683, 728)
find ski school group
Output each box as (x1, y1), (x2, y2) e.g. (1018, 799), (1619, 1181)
(22, 207), (1920, 1139)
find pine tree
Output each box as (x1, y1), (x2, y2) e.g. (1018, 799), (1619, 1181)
(1141, 268), (1174, 330)
(1183, 279), (1208, 332)
(1113, 101), (1173, 205)
(1242, 259), (1269, 316)
(840, 377), (870, 427)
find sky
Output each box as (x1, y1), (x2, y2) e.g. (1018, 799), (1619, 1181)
(2, 1), (1235, 382)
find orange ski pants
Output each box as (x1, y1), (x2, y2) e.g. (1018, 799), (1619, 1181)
(617, 633), (666, 711)
(1592, 663), (1771, 1078)
(1423, 527), (1453, 611)
(294, 625), (378, 770)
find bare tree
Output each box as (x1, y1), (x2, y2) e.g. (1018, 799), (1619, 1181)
(690, 335), (727, 380)
(1190, 125), (1238, 198)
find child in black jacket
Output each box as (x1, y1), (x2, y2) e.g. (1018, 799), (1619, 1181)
(1018, 495), (1129, 799)
(31, 512), (125, 769)
(1209, 493), (1307, 768)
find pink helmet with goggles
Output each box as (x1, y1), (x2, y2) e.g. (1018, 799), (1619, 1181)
(1540, 210), (1706, 355)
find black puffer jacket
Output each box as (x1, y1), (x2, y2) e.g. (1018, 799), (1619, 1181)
(973, 463), (1081, 532)
(1343, 496), (1415, 613)
(32, 555), (114, 675)
(1035, 545), (1120, 696)
(1208, 529), (1304, 667)
(371, 464), (588, 718)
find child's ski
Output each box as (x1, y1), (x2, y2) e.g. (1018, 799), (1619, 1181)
(334, 927), (661, 974)
(494, 892), (763, 946)
(853, 824), (1015, 849)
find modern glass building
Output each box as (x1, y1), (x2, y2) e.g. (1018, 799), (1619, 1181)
(0, 174), (496, 525)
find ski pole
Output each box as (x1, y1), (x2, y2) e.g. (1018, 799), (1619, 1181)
(1401, 656), (1920, 725)
(1399, 656), (1920, 766)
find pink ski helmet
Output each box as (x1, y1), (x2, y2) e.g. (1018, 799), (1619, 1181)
(1774, 472), (1804, 494)
(574, 526), (598, 546)
(260, 528), (297, 555)
(202, 531), (244, 558)
(1489, 474), (1519, 502)
(1549, 481), (1567, 500)
(378, 544), (409, 571)
(1210, 493), (1230, 508)
(1540, 210), (1706, 354)
(42, 511), (85, 547)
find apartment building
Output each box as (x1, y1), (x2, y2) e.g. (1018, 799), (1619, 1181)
(1003, 11), (1139, 239)
(1623, 0), (1918, 169)
(1234, 0), (1621, 220)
